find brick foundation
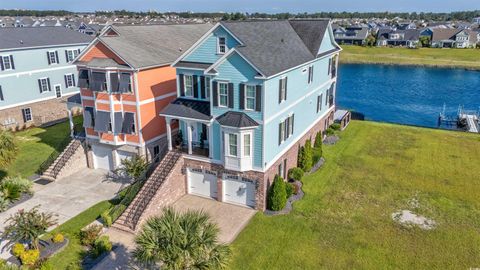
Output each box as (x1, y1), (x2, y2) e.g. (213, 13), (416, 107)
(0, 95), (82, 131)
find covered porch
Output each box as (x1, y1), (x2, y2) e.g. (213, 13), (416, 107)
(160, 98), (213, 159)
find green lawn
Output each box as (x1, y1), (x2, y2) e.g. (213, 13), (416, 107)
(340, 45), (480, 70)
(1, 118), (81, 179)
(230, 121), (480, 269)
(46, 200), (113, 269)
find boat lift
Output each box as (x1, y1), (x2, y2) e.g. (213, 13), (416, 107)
(438, 104), (480, 133)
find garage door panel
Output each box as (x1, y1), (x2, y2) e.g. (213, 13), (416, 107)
(222, 177), (256, 208)
(188, 168), (217, 199)
(92, 145), (113, 171)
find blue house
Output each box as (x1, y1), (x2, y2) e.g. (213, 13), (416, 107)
(160, 20), (341, 210)
(0, 27), (92, 130)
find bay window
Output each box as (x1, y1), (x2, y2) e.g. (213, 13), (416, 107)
(228, 134), (237, 156)
(243, 134), (251, 156)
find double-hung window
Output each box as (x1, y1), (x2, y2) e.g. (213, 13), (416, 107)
(279, 77), (287, 103)
(228, 134), (237, 156)
(308, 65), (314, 84)
(218, 82), (228, 107)
(243, 134), (251, 157)
(317, 94), (323, 113)
(278, 115), (294, 145)
(38, 78), (50, 93)
(1, 55), (13, 71)
(65, 74), (75, 88)
(22, 108), (32, 122)
(65, 49), (80, 62)
(245, 85), (256, 110)
(47, 51), (58, 64)
(184, 75), (194, 97)
(205, 77), (210, 98)
(218, 37), (227, 54)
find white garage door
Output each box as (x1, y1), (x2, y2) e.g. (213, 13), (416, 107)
(92, 145), (114, 171)
(222, 176), (256, 208)
(187, 168), (218, 199)
(116, 150), (135, 168)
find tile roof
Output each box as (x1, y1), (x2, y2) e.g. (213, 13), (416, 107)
(216, 111), (259, 128)
(160, 98), (211, 121)
(220, 20), (338, 77)
(0, 27), (93, 51)
(98, 23), (213, 69)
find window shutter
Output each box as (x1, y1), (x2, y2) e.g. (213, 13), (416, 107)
(64, 75), (68, 88)
(328, 59), (332, 75)
(0, 57), (4, 70)
(179, 75), (185, 96)
(22, 109), (27, 123)
(284, 118), (289, 140)
(212, 81), (218, 107)
(284, 77), (288, 100)
(193, 75), (198, 98)
(72, 74), (76, 86)
(38, 79), (42, 93)
(65, 50), (69, 62)
(46, 52), (51, 65)
(228, 83), (234, 108)
(255, 85), (262, 112)
(110, 72), (119, 92)
(278, 79), (282, 103)
(77, 49), (81, 55)
(278, 123), (282, 145)
(311, 66), (314, 83)
(291, 114), (295, 135)
(9, 55), (14, 69)
(47, 78), (51, 91)
(239, 83), (245, 110)
(200, 76), (206, 99)
(55, 51), (59, 64)
(0, 85), (4, 101)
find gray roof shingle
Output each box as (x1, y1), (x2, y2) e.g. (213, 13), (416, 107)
(220, 20), (338, 77)
(0, 27), (93, 51)
(160, 98), (211, 121)
(216, 111), (259, 128)
(98, 24), (213, 69)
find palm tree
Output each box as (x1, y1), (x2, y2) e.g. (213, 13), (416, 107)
(133, 207), (231, 269)
(0, 130), (17, 168)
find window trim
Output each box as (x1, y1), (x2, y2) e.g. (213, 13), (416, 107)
(39, 77), (50, 93)
(48, 51), (58, 65)
(1, 55), (13, 71)
(54, 84), (62, 98)
(184, 75), (194, 97)
(65, 49), (80, 62)
(279, 77), (287, 103)
(243, 133), (251, 157)
(65, 73), (75, 88)
(23, 107), (32, 122)
(204, 76), (211, 99)
(228, 133), (238, 157)
(244, 84), (256, 111)
(218, 81), (229, 108)
(217, 36), (227, 54)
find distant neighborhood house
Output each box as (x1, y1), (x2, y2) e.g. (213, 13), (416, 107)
(332, 25), (369, 45)
(376, 28), (420, 47)
(431, 28), (478, 48)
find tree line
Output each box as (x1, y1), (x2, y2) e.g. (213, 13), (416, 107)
(1, 9), (479, 22)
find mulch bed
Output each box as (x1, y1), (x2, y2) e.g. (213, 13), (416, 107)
(310, 157), (325, 174)
(6, 238), (69, 266)
(264, 181), (304, 216)
(323, 135), (340, 145)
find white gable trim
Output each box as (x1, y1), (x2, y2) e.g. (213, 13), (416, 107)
(204, 48), (266, 78)
(171, 23), (243, 67)
(316, 21), (342, 56)
(73, 38), (134, 70)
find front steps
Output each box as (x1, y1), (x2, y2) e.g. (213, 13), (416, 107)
(41, 138), (84, 181)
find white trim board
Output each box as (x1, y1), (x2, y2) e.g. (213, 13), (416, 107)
(0, 65), (77, 78)
(0, 91), (79, 110)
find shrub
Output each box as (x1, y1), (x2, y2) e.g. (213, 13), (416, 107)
(1, 176), (33, 195)
(331, 123), (341, 131)
(19, 249), (40, 266)
(12, 243), (25, 257)
(267, 175), (287, 211)
(0, 196), (9, 212)
(101, 211), (113, 227)
(37, 258), (54, 270)
(0, 182), (21, 202)
(288, 167), (304, 181)
(314, 131), (323, 148)
(92, 235), (112, 258)
(79, 224), (103, 247)
(302, 139), (313, 172)
(326, 127), (335, 136)
(286, 183), (295, 199)
(297, 146), (305, 169)
(118, 155), (148, 180)
(52, 233), (64, 243)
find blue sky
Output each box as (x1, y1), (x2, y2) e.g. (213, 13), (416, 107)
(0, 0), (477, 13)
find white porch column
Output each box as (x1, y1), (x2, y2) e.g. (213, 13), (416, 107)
(207, 123), (213, 159)
(68, 109), (74, 138)
(166, 118), (172, 151)
(187, 122), (193, 155)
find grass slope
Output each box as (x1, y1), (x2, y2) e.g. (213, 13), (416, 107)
(340, 45), (480, 70)
(1, 118), (81, 178)
(230, 121), (480, 269)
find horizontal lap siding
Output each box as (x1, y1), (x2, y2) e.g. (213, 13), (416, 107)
(81, 42), (126, 64)
(140, 98), (174, 141)
(137, 66), (177, 101)
(184, 27), (239, 64)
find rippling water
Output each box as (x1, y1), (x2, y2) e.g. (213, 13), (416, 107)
(336, 64), (480, 128)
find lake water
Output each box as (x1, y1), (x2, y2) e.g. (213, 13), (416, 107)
(336, 64), (480, 129)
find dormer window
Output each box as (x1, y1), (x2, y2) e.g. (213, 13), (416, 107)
(217, 37), (227, 54)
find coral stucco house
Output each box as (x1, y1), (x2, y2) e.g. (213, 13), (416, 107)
(73, 24), (212, 170)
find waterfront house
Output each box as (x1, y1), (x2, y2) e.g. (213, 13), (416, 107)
(160, 19), (341, 210)
(333, 25), (369, 45)
(376, 28), (420, 47)
(0, 27), (92, 130)
(431, 28), (478, 48)
(73, 24), (212, 171)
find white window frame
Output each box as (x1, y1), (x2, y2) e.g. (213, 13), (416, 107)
(279, 121), (286, 144)
(23, 107), (32, 122)
(217, 36), (227, 54)
(48, 51), (58, 64)
(287, 114), (294, 138)
(218, 82), (229, 107)
(245, 84), (256, 111)
(279, 77), (287, 103)
(243, 133), (251, 157)
(121, 72), (133, 93)
(205, 77), (211, 98)
(39, 77), (49, 93)
(1, 55), (12, 70)
(184, 75), (194, 97)
(228, 133), (238, 157)
(65, 73), (75, 88)
(54, 84), (62, 98)
(65, 49), (80, 62)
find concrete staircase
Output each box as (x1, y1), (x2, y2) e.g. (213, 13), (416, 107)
(112, 150), (182, 233)
(41, 138), (84, 181)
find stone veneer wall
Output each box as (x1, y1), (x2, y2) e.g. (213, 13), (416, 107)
(0, 96), (82, 131)
(136, 156), (186, 231)
(55, 143), (88, 180)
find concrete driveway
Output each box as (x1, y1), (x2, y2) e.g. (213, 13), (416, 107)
(172, 195), (257, 243)
(0, 169), (130, 259)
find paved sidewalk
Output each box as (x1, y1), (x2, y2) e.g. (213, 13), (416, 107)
(0, 169), (130, 259)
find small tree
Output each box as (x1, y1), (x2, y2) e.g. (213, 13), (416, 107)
(133, 207), (231, 269)
(118, 155), (148, 180)
(365, 34), (376, 47)
(267, 175), (287, 211)
(302, 140), (313, 172)
(0, 130), (17, 168)
(297, 146), (305, 169)
(419, 36), (431, 48)
(2, 206), (57, 250)
(314, 131), (323, 156)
